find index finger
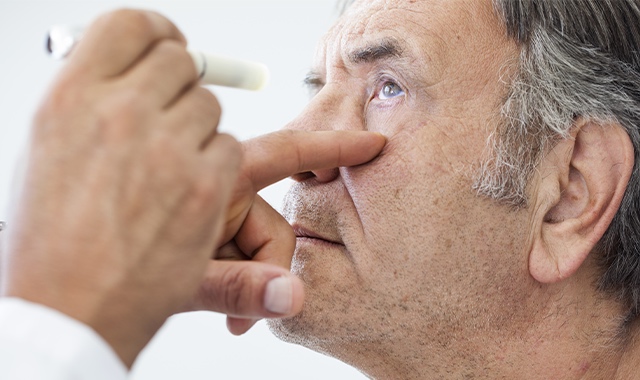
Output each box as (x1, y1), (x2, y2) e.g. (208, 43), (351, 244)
(242, 130), (386, 191)
(70, 9), (186, 79)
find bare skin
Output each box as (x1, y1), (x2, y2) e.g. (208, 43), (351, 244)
(0, 9), (385, 367)
(269, 0), (639, 379)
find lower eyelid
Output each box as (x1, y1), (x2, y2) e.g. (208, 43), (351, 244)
(370, 95), (405, 110)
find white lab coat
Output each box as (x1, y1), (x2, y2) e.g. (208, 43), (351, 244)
(0, 298), (127, 379)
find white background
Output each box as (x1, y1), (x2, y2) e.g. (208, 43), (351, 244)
(0, 1), (367, 379)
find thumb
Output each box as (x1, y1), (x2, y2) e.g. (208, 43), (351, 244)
(189, 260), (304, 319)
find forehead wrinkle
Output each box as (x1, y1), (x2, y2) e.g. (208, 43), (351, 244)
(337, 4), (441, 66)
(315, 0), (464, 89)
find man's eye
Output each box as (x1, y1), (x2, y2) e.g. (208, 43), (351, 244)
(377, 81), (405, 100)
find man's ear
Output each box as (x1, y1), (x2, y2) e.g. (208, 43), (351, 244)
(529, 119), (634, 284)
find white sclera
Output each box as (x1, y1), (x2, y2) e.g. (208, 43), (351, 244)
(188, 50), (270, 91)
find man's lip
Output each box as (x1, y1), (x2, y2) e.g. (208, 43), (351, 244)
(292, 225), (344, 246)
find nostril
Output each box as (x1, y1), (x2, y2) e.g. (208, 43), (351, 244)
(290, 168), (340, 183)
(291, 171), (315, 182)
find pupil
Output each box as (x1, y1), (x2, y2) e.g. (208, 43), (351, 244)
(384, 83), (397, 97)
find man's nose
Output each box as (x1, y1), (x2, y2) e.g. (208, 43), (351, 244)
(285, 87), (363, 183)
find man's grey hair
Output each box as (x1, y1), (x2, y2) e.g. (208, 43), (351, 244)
(338, 0), (640, 321)
(484, 0), (640, 323)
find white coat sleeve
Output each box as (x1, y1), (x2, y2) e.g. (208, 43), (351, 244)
(0, 297), (128, 379)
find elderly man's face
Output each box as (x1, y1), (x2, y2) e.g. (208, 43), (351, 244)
(270, 0), (530, 361)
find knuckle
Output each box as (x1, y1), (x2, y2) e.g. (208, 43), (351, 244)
(198, 88), (222, 115)
(168, 42), (199, 79)
(96, 9), (157, 44)
(143, 47), (193, 91)
(221, 133), (242, 155)
(172, 88), (220, 132)
(96, 9), (144, 31)
(217, 134), (243, 169)
(221, 266), (261, 314)
(154, 39), (188, 61)
(188, 136), (242, 211)
(186, 87), (221, 121)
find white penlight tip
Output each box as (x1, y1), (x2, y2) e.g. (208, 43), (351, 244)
(188, 50), (270, 91)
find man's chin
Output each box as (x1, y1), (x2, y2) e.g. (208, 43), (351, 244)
(266, 297), (348, 350)
(266, 312), (321, 348)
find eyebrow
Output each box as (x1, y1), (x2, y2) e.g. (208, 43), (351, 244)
(348, 38), (404, 64)
(303, 38), (406, 89)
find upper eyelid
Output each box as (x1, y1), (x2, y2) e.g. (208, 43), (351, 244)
(374, 74), (405, 92)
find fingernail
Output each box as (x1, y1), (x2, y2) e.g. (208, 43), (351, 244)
(264, 276), (293, 315)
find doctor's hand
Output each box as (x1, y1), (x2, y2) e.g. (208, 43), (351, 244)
(1, 9), (239, 367)
(189, 130), (386, 334)
(0, 6), (385, 370)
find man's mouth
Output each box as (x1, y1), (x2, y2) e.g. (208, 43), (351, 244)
(292, 225), (344, 247)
